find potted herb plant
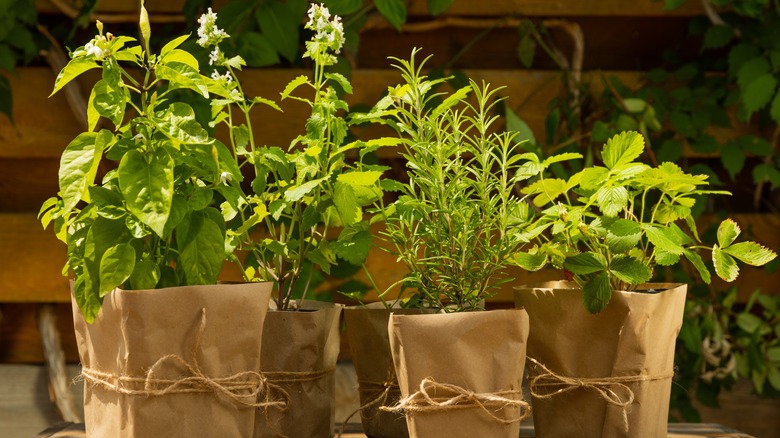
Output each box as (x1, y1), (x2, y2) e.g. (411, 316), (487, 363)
(37, 4), (275, 437)
(350, 49), (533, 438)
(195, 4), (390, 436)
(512, 130), (778, 437)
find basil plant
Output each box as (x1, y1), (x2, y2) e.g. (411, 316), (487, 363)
(513, 131), (778, 313)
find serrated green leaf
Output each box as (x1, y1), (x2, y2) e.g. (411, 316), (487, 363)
(333, 230), (372, 265)
(326, 72), (353, 94)
(737, 57), (770, 88)
(583, 271), (612, 313)
(595, 186), (628, 217)
(98, 242), (135, 296)
(643, 224), (685, 255)
(579, 166), (609, 190)
(564, 252), (607, 275)
(606, 219), (642, 253)
(717, 218), (741, 248)
(281, 75), (310, 100)
(118, 148), (173, 237)
(713, 245), (740, 282)
(285, 178), (324, 202)
(334, 181), (360, 225)
(723, 241), (777, 266)
(654, 249), (680, 266)
(513, 251), (547, 271)
(602, 131), (645, 169)
(610, 255), (653, 285)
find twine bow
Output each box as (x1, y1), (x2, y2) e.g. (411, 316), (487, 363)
(380, 377), (531, 425)
(79, 308), (287, 410)
(527, 357), (674, 432)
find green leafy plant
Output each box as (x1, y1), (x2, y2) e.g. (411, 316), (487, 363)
(358, 49), (531, 311)
(38, 5), (247, 323)
(202, 3), (389, 310)
(513, 130), (777, 313)
(673, 285), (780, 420)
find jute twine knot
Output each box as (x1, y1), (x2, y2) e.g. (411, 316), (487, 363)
(79, 308), (287, 410)
(380, 377), (531, 425)
(527, 357), (674, 433)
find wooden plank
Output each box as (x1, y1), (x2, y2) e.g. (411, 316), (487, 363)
(0, 304), (79, 363)
(0, 364), (83, 437)
(35, 0), (706, 17)
(2, 67), (644, 160)
(0, 214), (70, 302)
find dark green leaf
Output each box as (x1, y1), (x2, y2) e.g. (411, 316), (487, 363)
(322, 0), (362, 15)
(427, 0), (454, 15)
(742, 74), (776, 115)
(238, 31), (281, 67)
(333, 230), (372, 265)
(374, 0), (406, 31)
(721, 141), (746, 180)
(583, 271), (612, 313)
(563, 252), (607, 275)
(606, 219), (642, 253)
(702, 25), (734, 50)
(610, 255), (653, 285)
(643, 225), (684, 255)
(256, 0), (302, 62)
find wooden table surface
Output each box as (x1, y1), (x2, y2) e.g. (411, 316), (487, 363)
(35, 421), (756, 437)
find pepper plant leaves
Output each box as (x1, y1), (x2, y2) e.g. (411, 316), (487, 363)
(152, 102), (211, 145)
(58, 131), (107, 215)
(176, 209), (225, 285)
(128, 259), (160, 290)
(92, 78), (126, 127)
(98, 242), (136, 297)
(155, 61), (209, 97)
(118, 148), (174, 237)
(50, 57), (99, 97)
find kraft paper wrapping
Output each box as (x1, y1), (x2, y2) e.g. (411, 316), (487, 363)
(254, 300), (343, 438)
(514, 281), (687, 438)
(72, 282), (274, 438)
(388, 309), (530, 438)
(344, 303), (437, 438)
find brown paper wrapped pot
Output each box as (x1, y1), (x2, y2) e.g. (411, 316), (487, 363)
(388, 309), (530, 438)
(514, 281), (687, 438)
(72, 282), (274, 438)
(254, 300), (342, 438)
(344, 303), (437, 438)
